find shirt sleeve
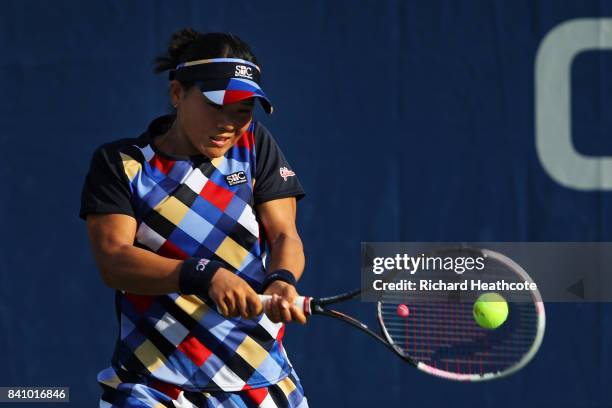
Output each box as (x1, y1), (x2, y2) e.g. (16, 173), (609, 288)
(79, 143), (135, 220)
(253, 123), (305, 205)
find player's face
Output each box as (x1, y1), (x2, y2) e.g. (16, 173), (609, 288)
(178, 86), (254, 158)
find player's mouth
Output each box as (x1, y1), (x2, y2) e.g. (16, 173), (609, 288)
(209, 135), (232, 147)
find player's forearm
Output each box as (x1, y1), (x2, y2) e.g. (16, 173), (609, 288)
(266, 233), (305, 280)
(94, 244), (183, 295)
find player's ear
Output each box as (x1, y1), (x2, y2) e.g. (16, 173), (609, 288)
(169, 80), (186, 107)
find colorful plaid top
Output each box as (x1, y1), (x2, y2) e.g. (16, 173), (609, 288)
(80, 115), (305, 392)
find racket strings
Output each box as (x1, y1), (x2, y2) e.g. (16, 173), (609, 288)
(381, 301), (538, 370)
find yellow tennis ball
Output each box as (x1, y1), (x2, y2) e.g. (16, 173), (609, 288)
(473, 292), (508, 329)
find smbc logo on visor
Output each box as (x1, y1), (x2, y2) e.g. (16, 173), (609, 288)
(235, 65), (254, 79)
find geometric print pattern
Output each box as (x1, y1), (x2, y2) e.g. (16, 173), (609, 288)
(98, 365), (308, 407)
(102, 122), (296, 394)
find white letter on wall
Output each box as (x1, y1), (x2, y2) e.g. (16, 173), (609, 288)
(535, 18), (612, 190)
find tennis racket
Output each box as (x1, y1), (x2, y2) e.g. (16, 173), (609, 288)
(260, 247), (545, 381)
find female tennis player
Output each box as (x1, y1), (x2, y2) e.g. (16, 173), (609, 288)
(80, 28), (309, 408)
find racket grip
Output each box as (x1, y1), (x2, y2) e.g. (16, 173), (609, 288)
(258, 294), (312, 316)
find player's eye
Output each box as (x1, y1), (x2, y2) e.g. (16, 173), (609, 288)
(206, 102), (223, 110)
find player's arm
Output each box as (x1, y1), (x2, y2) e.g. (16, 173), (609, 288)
(86, 213), (181, 294)
(256, 197), (307, 324)
(86, 213), (261, 318)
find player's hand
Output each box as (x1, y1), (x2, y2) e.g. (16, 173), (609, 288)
(208, 268), (263, 319)
(262, 281), (307, 324)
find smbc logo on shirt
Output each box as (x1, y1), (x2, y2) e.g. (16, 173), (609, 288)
(226, 171), (248, 186)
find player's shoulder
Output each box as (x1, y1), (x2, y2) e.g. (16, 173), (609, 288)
(252, 121), (281, 151)
(91, 115), (171, 164)
(253, 121), (275, 141)
(91, 136), (149, 167)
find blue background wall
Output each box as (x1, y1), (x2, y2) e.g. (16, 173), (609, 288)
(0, 1), (611, 407)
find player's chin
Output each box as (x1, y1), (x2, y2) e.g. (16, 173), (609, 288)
(201, 143), (235, 159)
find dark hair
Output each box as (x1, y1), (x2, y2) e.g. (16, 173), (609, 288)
(154, 27), (259, 88)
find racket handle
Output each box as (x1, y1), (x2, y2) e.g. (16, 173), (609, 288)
(258, 294), (312, 316)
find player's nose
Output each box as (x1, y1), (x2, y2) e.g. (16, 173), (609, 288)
(217, 111), (239, 129)
(217, 118), (235, 131)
